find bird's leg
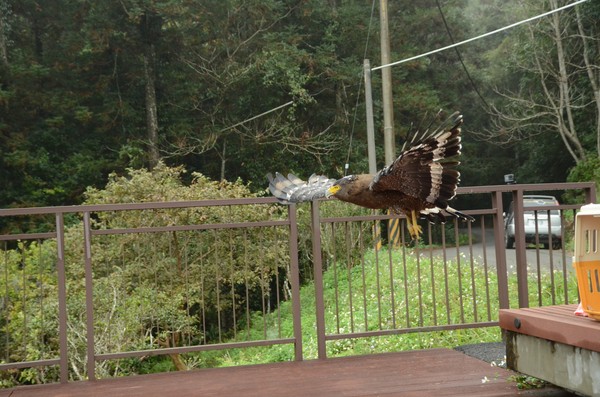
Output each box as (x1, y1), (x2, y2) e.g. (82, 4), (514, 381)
(405, 210), (422, 241)
(411, 210), (422, 240)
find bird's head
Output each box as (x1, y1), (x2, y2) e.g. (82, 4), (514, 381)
(326, 175), (357, 198)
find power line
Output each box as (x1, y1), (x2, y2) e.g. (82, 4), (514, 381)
(372, 0), (589, 71)
(219, 101), (293, 133)
(435, 0), (491, 110)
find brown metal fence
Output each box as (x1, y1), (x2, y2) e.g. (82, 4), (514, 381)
(0, 182), (596, 385)
(0, 198), (302, 384)
(309, 182), (596, 358)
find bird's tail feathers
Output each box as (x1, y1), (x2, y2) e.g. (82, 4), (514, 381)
(267, 172), (335, 203)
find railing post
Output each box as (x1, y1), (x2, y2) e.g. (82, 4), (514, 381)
(55, 213), (69, 383)
(311, 201), (327, 359)
(82, 212), (96, 380)
(512, 189), (529, 308)
(585, 185), (597, 204)
(491, 191), (509, 309)
(288, 204), (303, 361)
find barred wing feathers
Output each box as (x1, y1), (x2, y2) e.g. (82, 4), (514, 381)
(369, 112), (463, 210)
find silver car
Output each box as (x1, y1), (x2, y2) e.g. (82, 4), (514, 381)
(504, 195), (562, 249)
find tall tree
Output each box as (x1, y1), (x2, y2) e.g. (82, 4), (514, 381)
(139, 10), (163, 168)
(479, 0), (599, 165)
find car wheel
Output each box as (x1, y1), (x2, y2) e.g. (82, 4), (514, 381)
(505, 235), (514, 249)
(552, 241), (562, 250)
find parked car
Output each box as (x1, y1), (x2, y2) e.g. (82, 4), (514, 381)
(504, 195), (562, 249)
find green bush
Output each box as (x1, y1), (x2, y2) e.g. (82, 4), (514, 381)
(1, 164), (290, 384)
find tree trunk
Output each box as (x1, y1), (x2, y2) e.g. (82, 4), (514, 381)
(168, 353), (188, 371)
(0, 7), (8, 68)
(220, 139), (226, 181)
(143, 44), (160, 170)
(575, 6), (600, 157)
(139, 11), (163, 170)
(549, 0), (586, 163)
(158, 334), (188, 371)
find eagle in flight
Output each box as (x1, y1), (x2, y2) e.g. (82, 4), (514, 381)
(267, 111), (474, 240)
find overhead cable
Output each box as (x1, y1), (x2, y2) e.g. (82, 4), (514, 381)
(371, 0), (589, 71)
(435, 0), (491, 110)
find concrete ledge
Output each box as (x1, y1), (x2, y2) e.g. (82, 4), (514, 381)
(505, 331), (600, 396)
(500, 305), (600, 396)
(499, 304), (600, 353)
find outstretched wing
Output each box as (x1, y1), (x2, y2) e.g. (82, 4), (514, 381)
(267, 172), (336, 204)
(369, 111), (463, 208)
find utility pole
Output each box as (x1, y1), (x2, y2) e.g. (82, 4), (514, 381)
(380, 0), (395, 165)
(363, 59), (377, 175)
(380, 0), (401, 245)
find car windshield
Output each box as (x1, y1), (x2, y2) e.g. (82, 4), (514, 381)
(523, 199), (560, 216)
(524, 210), (559, 216)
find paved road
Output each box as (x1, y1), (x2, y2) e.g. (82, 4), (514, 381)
(422, 229), (573, 274)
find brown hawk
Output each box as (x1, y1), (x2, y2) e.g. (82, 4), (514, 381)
(267, 111), (474, 240)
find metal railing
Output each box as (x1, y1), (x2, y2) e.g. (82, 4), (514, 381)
(0, 182), (595, 385)
(0, 198), (302, 384)
(309, 182), (596, 358)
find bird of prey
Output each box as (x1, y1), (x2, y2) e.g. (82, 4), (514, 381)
(267, 111), (474, 240)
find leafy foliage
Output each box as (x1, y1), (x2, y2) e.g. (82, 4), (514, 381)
(1, 164), (290, 384)
(5, 0), (598, 215)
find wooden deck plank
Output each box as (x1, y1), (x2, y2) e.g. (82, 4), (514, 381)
(499, 304), (600, 352)
(0, 348), (576, 397)
(0, 348), (553, 397)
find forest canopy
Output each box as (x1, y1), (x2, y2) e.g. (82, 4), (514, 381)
(1, 0), (599, 210)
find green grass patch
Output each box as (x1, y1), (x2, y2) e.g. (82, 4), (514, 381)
(186, 246), (579, 368)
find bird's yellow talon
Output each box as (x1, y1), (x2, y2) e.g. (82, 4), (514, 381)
(405, 210), (422, 241)
(411, 224), (422, 240)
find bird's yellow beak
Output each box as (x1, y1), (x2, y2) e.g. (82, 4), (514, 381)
(326, 185), (340, 198)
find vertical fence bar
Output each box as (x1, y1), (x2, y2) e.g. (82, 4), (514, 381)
(3, 241), (9, 363)
(454, 222), (465, 323)
(288, 204), (303, 361)
(512, 189), (529, 308)
(491, 191), (510, 309)
(561, 210), (569, 304)
(480, 217), (492, 321)
(440, 226), (450, 324)
(427, 226), (438, 325)
(585, 186), (597, 204)
(55, 213), (69, 383)
(82, 212), (96, 380)
(331, 225), (340, 333)
(346, 223), (356, 332)
(311, 201), (327, 359)
(243, 229), (251, 339)
(386, 225), (396, 329)
(20, 247), (27, 364)
(415, 243), (423, 327)
(467, 221), (478, 322)
(546, 210), (556, 305)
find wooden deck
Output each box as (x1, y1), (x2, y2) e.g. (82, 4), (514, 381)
(0, 348), (575, 397)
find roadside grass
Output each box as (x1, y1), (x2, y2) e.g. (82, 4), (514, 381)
(187, 245), (579, 369)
